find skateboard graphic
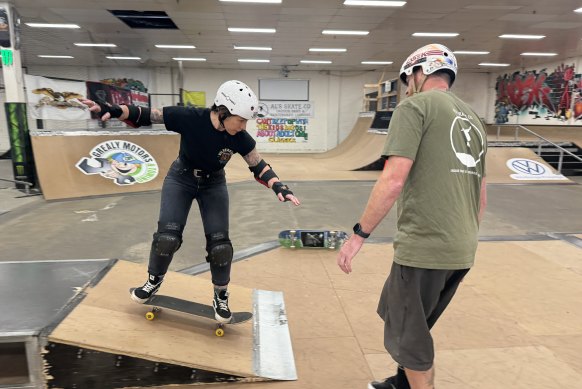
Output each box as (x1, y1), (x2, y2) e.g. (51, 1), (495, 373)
(278, 229), (348, 249)
(130, 289), (252, 337)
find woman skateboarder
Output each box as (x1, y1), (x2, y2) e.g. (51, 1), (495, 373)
(82, 80), (300, 323)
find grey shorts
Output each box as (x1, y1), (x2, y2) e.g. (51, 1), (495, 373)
(377, 262), (469, 371)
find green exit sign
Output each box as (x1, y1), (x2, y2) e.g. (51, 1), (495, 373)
(1, 48), (13, 66)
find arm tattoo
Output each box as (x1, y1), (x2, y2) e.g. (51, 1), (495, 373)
(243, 148), (262, 167)
(150, 108), (164, 124)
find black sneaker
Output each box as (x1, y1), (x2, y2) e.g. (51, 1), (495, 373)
(213, 289), (232, 323)
(368, 376), (398, 389)
(131, 274), (163, 303)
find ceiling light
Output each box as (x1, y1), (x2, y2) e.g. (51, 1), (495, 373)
(361, 61), (393, 65)
(155, 45), (196, 49)
(172, 57), (207, 61)
(238, 59), (270, 62)
(106, 56), (141, 60)
(26, 23), (80, 29)
(499, 34), (545, 39)
(309, 48), (347, 52)
(479, 63), (510, 67)
(234, 45), (272, 50)
(412, 32), (459, 37)
(75, 43), (117, 47)
(574, 7), (582, 13)
(301, 60), (332, 64)
(521, 52), (558, 56)
(38, 55), (74, 58)
(344, 0), (406, 6)
(453, 50), (490, 55)
(220, 0), (281, 3)
(228, 27), (276, 33)
(322, 30), (369, 35)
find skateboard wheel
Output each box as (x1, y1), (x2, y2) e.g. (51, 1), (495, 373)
(215, 327), (225, 337)
(145, 311), (156, 321)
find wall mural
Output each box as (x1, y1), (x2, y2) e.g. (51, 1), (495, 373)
(495, 63), (582, 125)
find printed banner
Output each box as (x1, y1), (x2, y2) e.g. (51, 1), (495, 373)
(258, 101), (313, 118)
(182, 90), (206, 107)
(495, 63), (582, 125)
(76, 140), (159, 186)
(0, 7), (10, 48)
(131, 90), (149, 107)
(25, 75), (90, 120)
(5, 103), (35, 189)
(256, 117), (309, 143)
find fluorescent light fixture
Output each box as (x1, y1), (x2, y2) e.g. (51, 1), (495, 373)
(106, 56), (141, 60)
(453, 50), (490, 55)
(574, 7), (582, 13)
(521, 52), (558, 56)
(479, 62), (510, 67)
(155, 44), (196, 49)
(25, 23), (80, 29)
(172, 57), (207, 61)
(361, 61), (393, 65)
(344, 0), (406, 6)
(322, 29), (369, 35)
(309, 48), (347, 52)
(499, 34), (545, 39)
(220, 0), (281, 3)
(75, 43), (117, 47)
(234, 45), (272, 50)
(238, 59), (270, 63)
(301, 60), (332, 64)
(228, 27), (276, 33)
(38, 55), (74, 58)
(412, 32), (459, 37)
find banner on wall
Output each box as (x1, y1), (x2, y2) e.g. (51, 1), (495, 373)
(181, 89), (206, 107)
(495, 63), (582, 125)
(257, 101), (313, 118)
(24, 75), (90, 120)
(255, 117), (309, 143)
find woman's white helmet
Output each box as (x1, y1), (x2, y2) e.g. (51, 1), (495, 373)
(399, 43), (457, 86)
(214, 80), (258, 120)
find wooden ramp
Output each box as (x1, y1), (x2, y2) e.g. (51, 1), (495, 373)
(45, 260), (296, 387)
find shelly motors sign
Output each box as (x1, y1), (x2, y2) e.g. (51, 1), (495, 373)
(76, 140), (159, 186)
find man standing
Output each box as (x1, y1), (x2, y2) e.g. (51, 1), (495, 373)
(337, 44), (487, 389)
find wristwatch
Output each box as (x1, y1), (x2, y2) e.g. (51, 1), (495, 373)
(352, 223), (370, 239)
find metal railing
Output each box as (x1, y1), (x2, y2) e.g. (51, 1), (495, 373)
(494, 124), (582, 173)
(0, 178), (34, 194)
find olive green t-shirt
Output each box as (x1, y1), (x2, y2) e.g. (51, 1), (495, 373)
(383, 90), (487, 270)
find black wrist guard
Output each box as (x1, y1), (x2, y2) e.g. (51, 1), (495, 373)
(272, 182), (293, 201)
(249, 159), (278, 187)
(96, 100), (123, 120)
(124, 106), (152, 128)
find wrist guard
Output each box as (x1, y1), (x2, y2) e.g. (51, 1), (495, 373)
(249, 159), (278, 187)
(123, 106), (152, 128)
(272, 182), (293, 201)
(96, 100), (123, 120)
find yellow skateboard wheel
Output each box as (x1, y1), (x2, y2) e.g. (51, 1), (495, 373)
(215, 327), (225, 337)
(145, 311), (156, 321)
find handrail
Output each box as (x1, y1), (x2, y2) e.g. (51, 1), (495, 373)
(495, 124), (582, 164)
(0, 178), (33, 194)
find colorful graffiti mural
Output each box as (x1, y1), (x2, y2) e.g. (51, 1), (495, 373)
(495, 63), (582, 125)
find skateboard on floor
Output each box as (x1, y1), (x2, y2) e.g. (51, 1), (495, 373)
(130, 288), (252, 337)
(278, 229), (348, 249)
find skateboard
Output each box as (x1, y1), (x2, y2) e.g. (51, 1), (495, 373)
(130, 288), (252, 337)
(278, 229), (348, 249)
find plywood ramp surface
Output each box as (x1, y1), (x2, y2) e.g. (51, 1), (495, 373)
(48, 260), (258, 378)
(186, 239), (582, 388)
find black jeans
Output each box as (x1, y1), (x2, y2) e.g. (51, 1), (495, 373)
(148, 158), (231, 285)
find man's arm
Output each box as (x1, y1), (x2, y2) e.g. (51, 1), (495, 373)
(478, 177), (487, 223)
(337, 156), (413, 274)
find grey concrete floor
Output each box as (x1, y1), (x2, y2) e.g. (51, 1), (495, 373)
(1, 159), (582, 272)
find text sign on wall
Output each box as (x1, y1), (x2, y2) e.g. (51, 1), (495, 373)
(258, 101), (314, 118)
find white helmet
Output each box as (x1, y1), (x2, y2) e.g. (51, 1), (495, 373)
(399, 43), (457, 86)
(214, 80), (258, 120)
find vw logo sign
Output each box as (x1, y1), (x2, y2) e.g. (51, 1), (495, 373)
(507, 158), (547, 175)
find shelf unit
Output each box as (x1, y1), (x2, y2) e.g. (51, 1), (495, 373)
(378, 78), (400, 112)
(362, 83), (379, 112)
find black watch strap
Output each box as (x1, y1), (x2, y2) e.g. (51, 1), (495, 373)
(353, 223), (370, 239)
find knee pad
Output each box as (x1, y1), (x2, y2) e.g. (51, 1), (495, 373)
(205, 231), (233, 267)
(153, 222), (183, 257)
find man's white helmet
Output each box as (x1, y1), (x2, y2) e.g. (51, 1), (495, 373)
(399, 43), (457, 86)
(214, 80), (258, 120)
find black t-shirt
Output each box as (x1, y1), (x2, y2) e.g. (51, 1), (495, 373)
(163, 106), (256, 171)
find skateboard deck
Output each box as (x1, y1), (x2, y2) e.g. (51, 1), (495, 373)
(130, 288), (252, 337)
(278, 229), (348, 249)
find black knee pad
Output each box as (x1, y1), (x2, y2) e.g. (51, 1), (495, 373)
(205, 231), (233, 267)
(153, 222), (183, 257)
